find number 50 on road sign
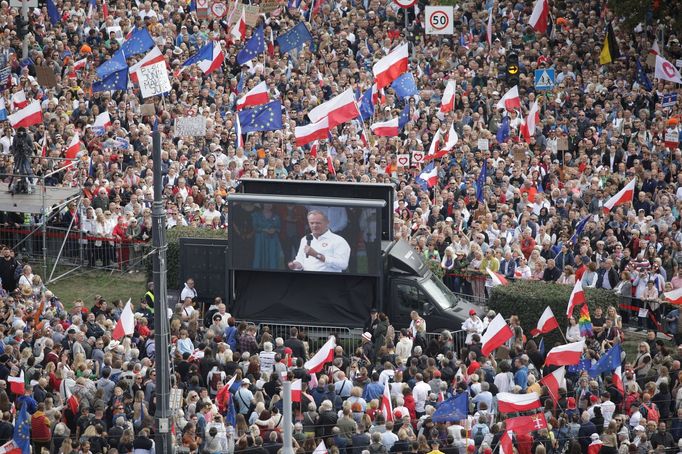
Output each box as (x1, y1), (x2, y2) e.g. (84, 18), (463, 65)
(425, 6), (454, 35)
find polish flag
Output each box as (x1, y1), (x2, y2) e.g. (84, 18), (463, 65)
(613, 366), (624, 395)
(291, 378), (302, 402)
(129, 46), (165, 84)
(327, 155), (336, 176)
(539, 366), (566, 402)
(65, 381), (80, 414)
(603, 179), (637, 213)
(380, 381), (393, 422)
(102, 0), (109, 19)
(370, 117), (400, 137)
(442, 123), (459, 151)
(317, 71), (325, 87)
(372, 42), (409, 89)
(92, 111), (111, 129)
(528, 0), (549, 33)
(544, 339), (585, 367)
(486, 269), (509, 287)
(664, 287), (682, 305)
(520, 99), (540, 143)
(310, 141), (319, 158)
(499, 431), (514, 454)
(198, 42), (225, 75)
(481, 313), (514, 356)
(440, 79), (456, 113)
(530, 306), (559, 337)
(497, 392), (541, 413)
(64, 133), (81, 166)
(11, 90), (29, 110)
(427, 128), (443, 156)
(0, 440), (22, 454)
(112, 299), (135, 340)
(495, 86), (521, 111)
(359, 130), (369, 148)
(8, 370), (24, 395)
(73, 57), (88, 71)
(231, 9), (247, 42)
(649, 39), (660, 56)
(308, 89), (359, 128)
(304, 336), (336, 373)
(236, 81), (270, 111)
(295, 118), (330, 146)
(566, 279), (585, 317)
(8, 100), (43, 129)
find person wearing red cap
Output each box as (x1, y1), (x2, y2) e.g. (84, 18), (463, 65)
(462, 309), (483, 345)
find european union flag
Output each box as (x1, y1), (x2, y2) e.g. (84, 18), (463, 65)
(238, 101), (283, 134)
(476, 160), (487, 203)
(569, 215), (590, 244)
(588, 344), (622, 378)
(92, 67), (128, 92)
(357, 87), (375, 122)
(432, 392), (468, 423)
(276, 22), (313, 54)
(391, 72), (418, 99)
(496, 115), (510, 142)
(398, 102), (410, 129)
(13, 404), (30, 454)
(183, 42), (213, 68)
(121, 28), (155, 57)
(47, 0), (60, 25)
(96, 50), (127, 79)
(226, 394), (237, 426)
(237, 25), (265, 65)
(635, 58), (652, 91)
(567, 359), (592, 374)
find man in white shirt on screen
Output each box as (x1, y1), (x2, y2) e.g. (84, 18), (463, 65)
(288, 210), (351, 272)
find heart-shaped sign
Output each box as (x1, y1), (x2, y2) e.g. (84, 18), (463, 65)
(397, 154), (410, 166)
(412, 151), (424, 163)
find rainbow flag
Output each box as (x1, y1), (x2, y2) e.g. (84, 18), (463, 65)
(579, 304), (593, 337)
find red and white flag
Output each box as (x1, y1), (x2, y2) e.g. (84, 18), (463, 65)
(129, 46), (165, 84)
(539, 366), (566, 402)
(380, 381), (393, 422)
(481, 313), (513, 356)
(102, 0), (109, 19)
(308, 89), (359, 128)
(370, 117), (400, 137)
(73, 57), (88, 71)
(613, 365), (624, 395)
(8, 370), (24, 395)
(603, 178), (636, 213)
(198, 42), (225, 75)
(495, 86), (521, 111)
(295, 118), (330, 146)
(427, 128), (443, 156)
(112, 299), (135, 340)
(11, 90), (29, 110)
(418, 165), (438, 188)
(440, 79), (456, 113)
(0, 440), (22, 454)
(236, 81), (270, 111)
(499, 430), (514, 454)
(497, 392), (541, 413)
(664, 287), (682, 305)
(231, 9), (247, 42)
(310, 141), (319, 158)
(63, 133), (81, 169)
(372, 42), (409, 89)
(291, 378), (302, 402)
(531, 306), (559, 336)
(327, 155), (336, 176)
(655, 55), (682, 84)
(486, 269), (509, 287)
(506, 413), (548, 433)
(528, 0), (549, 33)
(8, 100), (42, 129)
(520, 99), (540, 143)
(544, 339), (585, 366)
(65, 381), (80, 413)
(486, 9), (493, 47)
(92, 111), (111, 129)
(442, 123), (459, 151)
(649, 39), (660, 56)
(566, 279), (585, 317)
(313, 441), (327, 454)
(304, 336), (336, 373)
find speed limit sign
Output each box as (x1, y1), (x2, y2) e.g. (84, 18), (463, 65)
(425, 6), (453, 35)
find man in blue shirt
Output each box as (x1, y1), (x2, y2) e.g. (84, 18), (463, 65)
(362, 372), (383, 402)
(514, 356), (529, 391)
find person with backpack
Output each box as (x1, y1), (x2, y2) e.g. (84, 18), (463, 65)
(472, 414), (490, 448)
(639, 393), (660, 424)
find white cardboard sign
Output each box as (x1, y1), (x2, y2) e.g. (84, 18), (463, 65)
(138, 61), (171, 99)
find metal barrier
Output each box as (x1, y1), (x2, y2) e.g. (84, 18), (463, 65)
(424, 329), (466, 358)
(256, 321), (362, 353)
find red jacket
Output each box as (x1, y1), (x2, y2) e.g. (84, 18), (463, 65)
(31, 411), (51, 442)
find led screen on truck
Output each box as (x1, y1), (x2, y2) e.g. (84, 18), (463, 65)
(229, 196), (383, 276)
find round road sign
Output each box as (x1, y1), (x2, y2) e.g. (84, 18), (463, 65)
(392, 0), (417, 8)
(429, 10), (450, 31)
(210, 2), (227, 17)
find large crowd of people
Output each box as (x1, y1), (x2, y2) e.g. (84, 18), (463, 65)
(1, 0), (682, 452)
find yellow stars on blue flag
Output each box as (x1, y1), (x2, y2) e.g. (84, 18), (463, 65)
(275, 22), (313, 54)
(92, 67), (128, 92)
(237, 101), (283, 134)
(96, 50), (127, 79)
(237, 25), (265, 65)
(121, 27), (155, 57)
(391, 72), (418, 99)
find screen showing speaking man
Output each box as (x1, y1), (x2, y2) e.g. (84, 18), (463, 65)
(228, 199), (381, 275)
(288, 210), (351, 272)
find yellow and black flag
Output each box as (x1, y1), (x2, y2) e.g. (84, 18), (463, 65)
(599, 22), (621, 64)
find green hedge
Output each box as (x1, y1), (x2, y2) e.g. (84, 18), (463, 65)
(488, 280), (618, 348)
(145, 227), (227, 289)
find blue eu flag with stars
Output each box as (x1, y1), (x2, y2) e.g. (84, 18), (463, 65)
(237, 25), (265, 65)
(47, 0), (60, 25)
(398, 102), (410, 129)
(496, 115), (510, 142)
(121, 27), (155, 57)
(96, 50), (127, 79)
(391, 72), (418, 99)
(276, 22), (313, 54)
(92, 68), (128, 92)
(238, 101), (283, 134)
(635, 58), (652, 91)
(14, 403), (30, 454)
(476, 159), (487, 203)
(588, 344), (622, 378)
(432, 393), (468, 423)
(357, 87), (374, 121)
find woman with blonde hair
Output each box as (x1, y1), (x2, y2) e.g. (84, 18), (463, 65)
(557, 265), (576, 285)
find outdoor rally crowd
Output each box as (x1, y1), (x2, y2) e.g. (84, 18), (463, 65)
(1, 0), (682, 452)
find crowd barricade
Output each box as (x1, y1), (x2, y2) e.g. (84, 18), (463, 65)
(0, 225), (152, 272)
(256, 322), (363, 352)
(424, 329), (467, 357)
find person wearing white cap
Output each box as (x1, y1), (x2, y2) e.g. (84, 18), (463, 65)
(632, 425), (652, 451)
(234, 378), (254, 415)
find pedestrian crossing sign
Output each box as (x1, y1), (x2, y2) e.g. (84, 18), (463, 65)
(534, 68), (555, 90)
